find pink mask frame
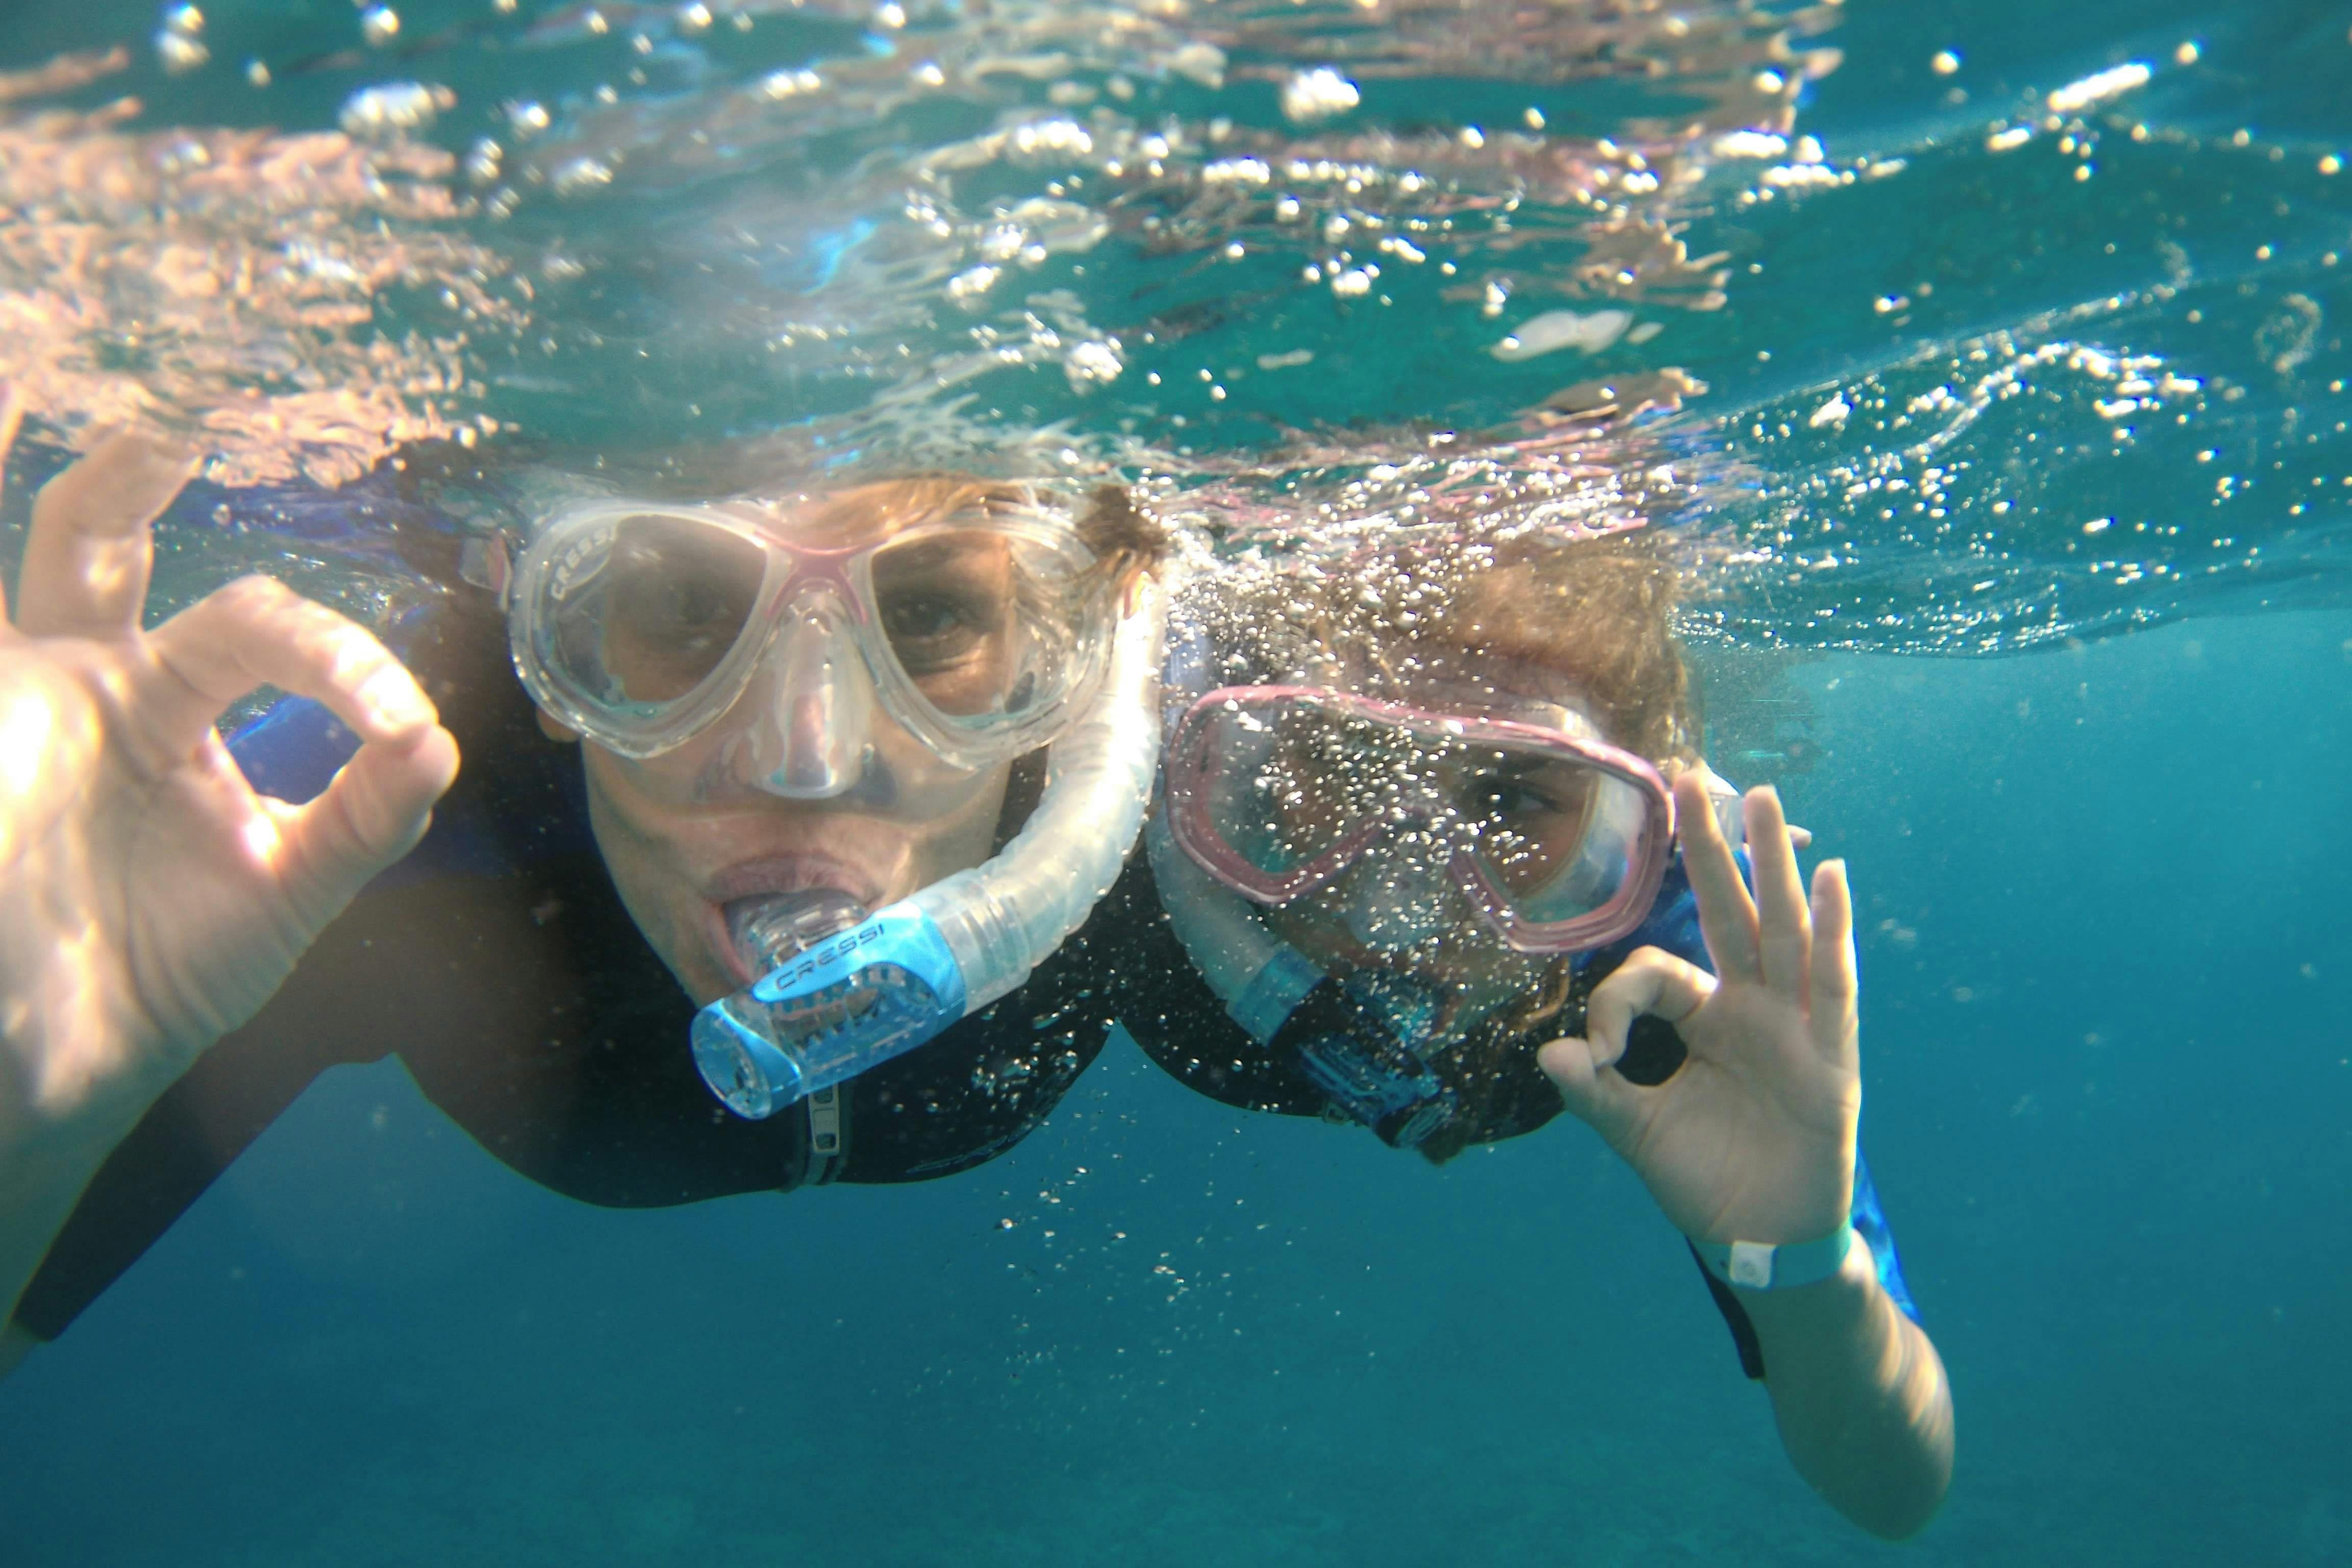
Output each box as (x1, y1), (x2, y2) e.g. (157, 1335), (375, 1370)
(1163, 685), (1678, 955)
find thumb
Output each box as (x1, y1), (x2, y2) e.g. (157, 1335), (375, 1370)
(1538, 1034), (1645, 1148)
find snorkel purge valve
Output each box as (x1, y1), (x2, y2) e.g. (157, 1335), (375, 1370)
(693, 902), (965, 1118)
(692, 580), (1166, 1118)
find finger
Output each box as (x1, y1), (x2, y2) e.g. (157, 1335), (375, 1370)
(1745, 786), (1811, 996)
(1806, 858), (1859, 1067)
(1582, 945), (1716, 1065)
(274, 724), (460, 928)
(1785, 824), (1814, 849)
(18, 432), (198, 639)
(0, 383), (22, 474)
(1536, 1033), (1645, 1148)
(0, 383), (21, 629)
(1674, 771), (1760, 982)
(142, 575), (439, 753)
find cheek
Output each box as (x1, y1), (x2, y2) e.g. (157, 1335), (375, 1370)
(577, 748), (676, 878)
(907, 762), (1013, 874)
(1268, 879), (1496, 984)
(577, 751), (723, 992)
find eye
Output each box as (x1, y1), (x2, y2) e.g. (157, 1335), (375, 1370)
(1469, 772), (1535, 815)
(605, 524), (761, 654)
(599, 544), (759, 702)
(661, 576), (730, 629)
(1462, 764), (1582, 821)
(622, 568), (739, 644)
(881, 592), (973, 643)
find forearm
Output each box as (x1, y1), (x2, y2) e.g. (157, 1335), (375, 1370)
(1739, 1241), (1954, 1539)
(0, 1318), (37, 1381)
(0, 1045), (157, 1331)
(0, 1131), (120, 1383)
(0, 1129), (121, 1332)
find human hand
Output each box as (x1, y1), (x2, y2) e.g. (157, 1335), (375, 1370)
(0, 409), (459, 1141)
(1537, 773), (1858, 1246)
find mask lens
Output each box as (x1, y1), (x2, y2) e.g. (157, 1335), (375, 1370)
(870, 523), (1093, 723)
(531, 510), (767, 729)
(1466, 763), (1648, 925)
(598, 514), (766, 701)
(1180, 692), (1659, 935)
(1190, 697), (1406, 882)
(1452, 748), (1595, 891)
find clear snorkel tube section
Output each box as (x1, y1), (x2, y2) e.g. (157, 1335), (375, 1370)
(1141, 621), (1328, 1045)
(1144, 808), (1322, 1045)
(692, 579), (1166, 1119)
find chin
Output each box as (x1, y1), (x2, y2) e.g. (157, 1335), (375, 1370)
(655, 905), (739, 1007)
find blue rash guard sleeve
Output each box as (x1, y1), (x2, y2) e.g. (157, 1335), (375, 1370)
(231, 694), (362, 802)
(1579, 852), (1923, 1375)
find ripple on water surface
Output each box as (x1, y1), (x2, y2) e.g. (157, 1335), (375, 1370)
(0, 1), (2342, 653)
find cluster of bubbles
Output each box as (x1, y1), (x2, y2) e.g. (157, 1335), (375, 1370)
(0, 0), (2343, 653)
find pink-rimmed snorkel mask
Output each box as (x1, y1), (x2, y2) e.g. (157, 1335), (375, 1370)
(1164, 685), (1677, 955)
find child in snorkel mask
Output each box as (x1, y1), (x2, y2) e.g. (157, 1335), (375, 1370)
(0, 433), (1165, 1377)
(1115, 530), (1954, 1539)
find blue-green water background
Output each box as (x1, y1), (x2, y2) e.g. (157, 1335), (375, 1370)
(5, 0), (2352, 1561)
(8, 610), (2350, 1565)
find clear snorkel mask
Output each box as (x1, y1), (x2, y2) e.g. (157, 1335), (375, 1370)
(498, 482), (1166, 1118)
(507, 492), (1117, 776)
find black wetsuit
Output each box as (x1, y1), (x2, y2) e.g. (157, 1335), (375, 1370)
(12, 582), (1119, 1345)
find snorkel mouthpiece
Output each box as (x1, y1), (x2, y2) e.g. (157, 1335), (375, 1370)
(725, 888), (871, 963)
(691, 577), (1167, 1120)
(1285, 969), (1457, 1150)
(692, 900), (968, 1120)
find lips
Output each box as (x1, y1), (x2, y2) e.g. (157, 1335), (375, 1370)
(706, 852), (879, 904)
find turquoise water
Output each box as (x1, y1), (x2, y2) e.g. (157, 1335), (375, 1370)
(9, 607), (2351, 1566)
(3, 1), (2350, 1562)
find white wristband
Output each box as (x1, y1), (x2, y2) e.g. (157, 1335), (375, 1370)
(1692, 1220), (1854, 1291)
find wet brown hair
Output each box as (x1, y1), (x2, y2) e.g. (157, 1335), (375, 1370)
(1439, 531), (1698, 764)
(1287, 527), (1698, 765)
(738, 474), (1168, 598)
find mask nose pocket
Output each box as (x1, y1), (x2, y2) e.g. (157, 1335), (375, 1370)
(733, 598), (879, 799)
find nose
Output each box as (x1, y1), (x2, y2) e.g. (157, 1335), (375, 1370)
(1336, 849), (1457, 953)
(727, 598), (879, 800)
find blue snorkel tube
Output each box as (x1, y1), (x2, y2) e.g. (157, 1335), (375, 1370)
(691, 580), (1165, 1118)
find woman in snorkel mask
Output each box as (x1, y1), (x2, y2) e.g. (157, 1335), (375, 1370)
(504, 470), (1165, 1117)
(1109, 530), (1953, 1538)
(1, 433), (1164, 1375)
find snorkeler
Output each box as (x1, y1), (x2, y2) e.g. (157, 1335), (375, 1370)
(0, 425), (1165, 1375)
(1107, 532), (1954, 1537)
